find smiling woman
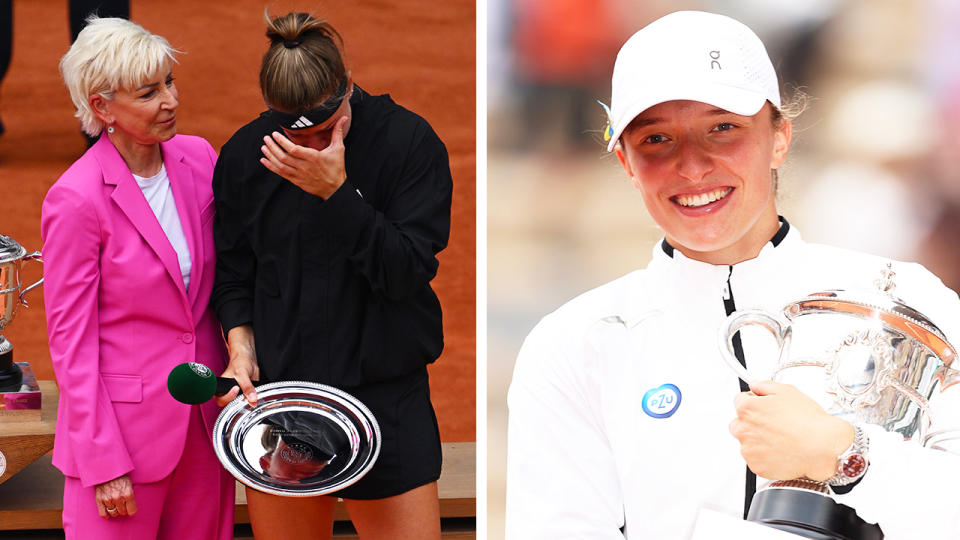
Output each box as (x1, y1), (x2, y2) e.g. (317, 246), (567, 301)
(615, 100), (789, 265)
(505, 10), (960, 540)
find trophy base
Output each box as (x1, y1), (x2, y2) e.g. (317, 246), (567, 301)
(748, 487), (884, 540)
(0, 339), (21, 393)
(0, 360), (41, 422)
(0, 364), (22, 393)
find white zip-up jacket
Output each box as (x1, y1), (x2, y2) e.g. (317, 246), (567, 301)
(506, 221), (960, 539)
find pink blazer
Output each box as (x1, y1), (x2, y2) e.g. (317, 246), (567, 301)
(41, 134), (228, 488)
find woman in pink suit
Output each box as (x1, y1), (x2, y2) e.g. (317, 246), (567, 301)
(40, 17), (234, 539)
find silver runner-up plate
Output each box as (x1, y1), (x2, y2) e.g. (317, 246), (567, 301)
(213, 381), (380, 497)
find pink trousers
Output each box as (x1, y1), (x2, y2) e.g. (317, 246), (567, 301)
(61, 406), (234, 540)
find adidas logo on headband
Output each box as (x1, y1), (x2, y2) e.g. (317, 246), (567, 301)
(290, 116), (315, 129)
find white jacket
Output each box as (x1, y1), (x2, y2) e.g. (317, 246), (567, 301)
(506, 222), (960, 539)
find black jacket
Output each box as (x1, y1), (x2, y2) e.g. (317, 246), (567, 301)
(211, 88), (452, 387)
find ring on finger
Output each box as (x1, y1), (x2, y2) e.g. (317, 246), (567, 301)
(106, 506), (118, 514)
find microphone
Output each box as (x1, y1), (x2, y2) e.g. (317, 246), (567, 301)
(167, 362), (237, 404)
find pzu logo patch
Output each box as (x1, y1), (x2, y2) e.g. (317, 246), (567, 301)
(641, 384), (682, 418)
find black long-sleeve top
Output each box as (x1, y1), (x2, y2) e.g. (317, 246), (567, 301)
(211, 88), (452, 387)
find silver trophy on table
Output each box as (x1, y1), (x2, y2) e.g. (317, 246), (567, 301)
(718, 264), (960, 539)
(0, 234), (43, 392)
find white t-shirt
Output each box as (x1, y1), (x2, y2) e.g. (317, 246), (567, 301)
(133, 165), (191, 290)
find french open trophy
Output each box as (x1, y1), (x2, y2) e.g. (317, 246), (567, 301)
(718, 265), (960, 539)
(0, 234), (43, 392)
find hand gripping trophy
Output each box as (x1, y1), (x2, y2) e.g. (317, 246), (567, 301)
(0, 234), (43, 392)
(719, 264), (960, 539)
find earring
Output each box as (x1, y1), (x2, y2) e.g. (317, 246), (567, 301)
(107, 125), (115, 134)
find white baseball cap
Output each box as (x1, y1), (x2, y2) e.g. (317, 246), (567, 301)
(605, 11), (781, 151)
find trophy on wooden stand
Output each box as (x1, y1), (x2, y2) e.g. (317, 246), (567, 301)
(0, 234), (56, 494)
(0, 234), (43, 396)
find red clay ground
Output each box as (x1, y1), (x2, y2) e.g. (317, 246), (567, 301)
(0, 0), (476, 442)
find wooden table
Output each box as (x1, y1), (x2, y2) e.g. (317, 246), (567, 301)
(0, 381), (475, 537)
(0, 380), (58, 485)
(0, 443), (476, 534)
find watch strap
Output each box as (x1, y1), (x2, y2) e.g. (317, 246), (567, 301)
(828, 425), (870, 487)
(830, 476), (864, 495)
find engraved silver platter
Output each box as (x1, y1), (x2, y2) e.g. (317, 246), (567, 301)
(213, 380), (380, 497)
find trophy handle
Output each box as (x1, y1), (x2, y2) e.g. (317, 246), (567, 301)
(18, 251), (43, 308)
(922, 430), (960, 452)
(922, 368), (960, 452)
(718, 309), (785, 385)
(936, 364), (960, 391)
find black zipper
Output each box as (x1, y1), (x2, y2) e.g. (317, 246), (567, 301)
(662, 217), (790, 519)
(724, 265), (757, 519)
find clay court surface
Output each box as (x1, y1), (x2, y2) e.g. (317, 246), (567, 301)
(0, 1), (476, 441)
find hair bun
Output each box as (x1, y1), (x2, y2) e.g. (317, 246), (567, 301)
(260, 11), (347, 112)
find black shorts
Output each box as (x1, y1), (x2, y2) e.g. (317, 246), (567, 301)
(332, 367), (442, 500)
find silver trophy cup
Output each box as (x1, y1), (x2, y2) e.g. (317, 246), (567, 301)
(718, 265), (960, 539)
(0, 234), (43, 392)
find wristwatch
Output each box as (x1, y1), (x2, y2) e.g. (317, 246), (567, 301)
(828, 425), (869, 488)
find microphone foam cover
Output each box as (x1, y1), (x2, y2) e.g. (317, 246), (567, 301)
(167, 362), (217, 404)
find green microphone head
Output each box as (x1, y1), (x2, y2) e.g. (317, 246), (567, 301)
(167, 362), (217, 404)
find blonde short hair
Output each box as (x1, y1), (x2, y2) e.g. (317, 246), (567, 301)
(60, 17), (178, 136)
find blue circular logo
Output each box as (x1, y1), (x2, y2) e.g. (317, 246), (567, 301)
(641, 384), (682, 418)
